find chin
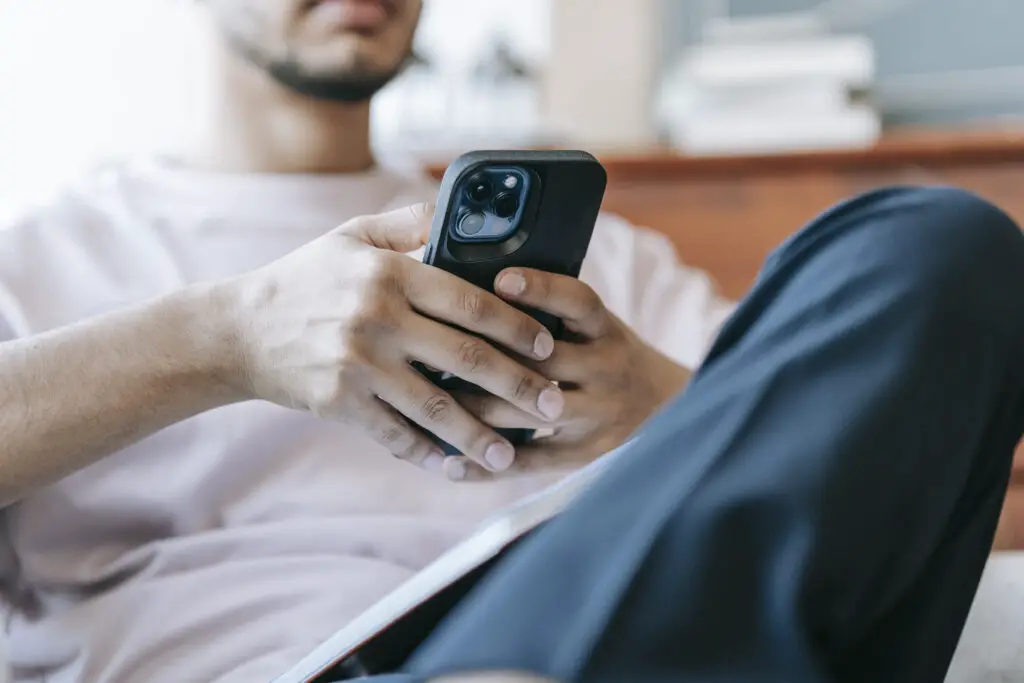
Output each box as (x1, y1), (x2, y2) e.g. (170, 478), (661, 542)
(299, 37), (406, 80)
(212, 0), (418, 101)
(265, 32), (410, 103)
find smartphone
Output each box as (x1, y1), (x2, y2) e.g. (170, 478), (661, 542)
(420, 150), (608, 456)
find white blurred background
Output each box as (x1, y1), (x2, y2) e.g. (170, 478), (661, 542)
(4, 0), (1024, 215)
(0, 0), (552, 211)
(0, 0), (199, 208)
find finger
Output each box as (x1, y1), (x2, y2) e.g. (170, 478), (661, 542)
(455, 390), (591, 430)
(405, 265), (555, 362)
(360, 398), (447, 475)
(405, 316), (565, 423)
(375, 366), (517, 473)
(455, 393), (547, 430)
(495, 269), (610, 339)
(339, 203), (434, 253)
(531, 340), (593, 384)
(446, 442), (587, 482)
(442, 456), (471, 482)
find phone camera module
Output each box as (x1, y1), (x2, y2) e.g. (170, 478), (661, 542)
(492, 192), (519, 219)
(466, 177), (492, 203)
(458, 211), (486, 236)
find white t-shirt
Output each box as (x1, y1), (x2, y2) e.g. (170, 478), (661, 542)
(0, 159), (735, 683)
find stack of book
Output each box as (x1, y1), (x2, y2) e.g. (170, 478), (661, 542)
(659, 31), (881, 155)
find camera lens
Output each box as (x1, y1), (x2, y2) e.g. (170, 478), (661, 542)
(458, 211), (486, 236)
(492, 193), (519, 219)
(466, 177), (492, 203)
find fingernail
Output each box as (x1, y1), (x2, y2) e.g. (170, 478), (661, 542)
(423, 450), (446, 473)
(485, 442), (515, 471)
(445, 458), (467, 481)
(497, 272), (526, 296)
(537, 386), (564, 421)
(533, 331), (554, 359)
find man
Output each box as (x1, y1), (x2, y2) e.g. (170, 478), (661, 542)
(0, 1), (730, 681)
(0, 2), (1020, 683)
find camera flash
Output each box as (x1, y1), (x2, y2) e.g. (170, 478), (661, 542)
(503, 175), (518, 189)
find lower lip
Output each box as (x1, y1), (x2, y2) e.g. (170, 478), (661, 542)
(307, 0), (388, 31)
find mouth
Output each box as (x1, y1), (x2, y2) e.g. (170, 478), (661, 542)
(302, 0), (395, 33)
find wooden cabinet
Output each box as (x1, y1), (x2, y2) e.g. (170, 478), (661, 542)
(593, 129), (1024, 300)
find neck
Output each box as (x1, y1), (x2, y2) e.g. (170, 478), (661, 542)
(182, 35), (375, 175)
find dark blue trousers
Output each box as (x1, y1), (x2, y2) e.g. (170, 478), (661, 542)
(374, 186), (1024, 683)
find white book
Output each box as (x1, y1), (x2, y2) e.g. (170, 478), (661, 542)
(676, 34), (875, 89)
(272, 440), (636, 683)
(666, 79), (856, 118)
(670, 105), (882, 156)
(701, 13), (829, 44)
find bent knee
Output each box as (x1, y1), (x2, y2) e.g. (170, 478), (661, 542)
(858, 185), (1024, 294)
(900, 185), (1021, 252)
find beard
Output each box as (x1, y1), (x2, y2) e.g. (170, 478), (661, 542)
(227, 33), (412, 103)
(263, 54), (408, 102)
(204, 0), (420, 103)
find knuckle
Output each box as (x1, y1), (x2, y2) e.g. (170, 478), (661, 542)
(367, 253), (406, 295)
(512, 374), (535, 402)
(420, 392), (455, 424)
(384, 430), (420, 461)
(599, 367), (633, 394)
(459, 288), (491, 322)
(456, 338), (490, 372)
(338, 214), (371, 236)
(380, 422), (408, 447)
(336, 353), (371, 384)
(348, 300), (401, 340)
(580, 287), (604, 319)
(408, 202), (432, 222)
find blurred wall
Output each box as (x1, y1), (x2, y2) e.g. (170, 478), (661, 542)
(0, 0), (203, 205)
(545, 0), (661, 148)
(662, 0), (1024, 126)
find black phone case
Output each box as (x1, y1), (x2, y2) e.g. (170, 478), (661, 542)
(421, 150), (607, 454)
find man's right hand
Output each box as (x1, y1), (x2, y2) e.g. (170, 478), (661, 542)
(225, 204), (565, 479)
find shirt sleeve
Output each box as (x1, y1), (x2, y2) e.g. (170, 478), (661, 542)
(582, 213), (738, 371)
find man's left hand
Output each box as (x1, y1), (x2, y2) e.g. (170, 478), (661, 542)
(447, 267), (691, 481)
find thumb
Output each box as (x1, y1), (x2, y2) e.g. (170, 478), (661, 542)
(340, 203), (434, 253)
